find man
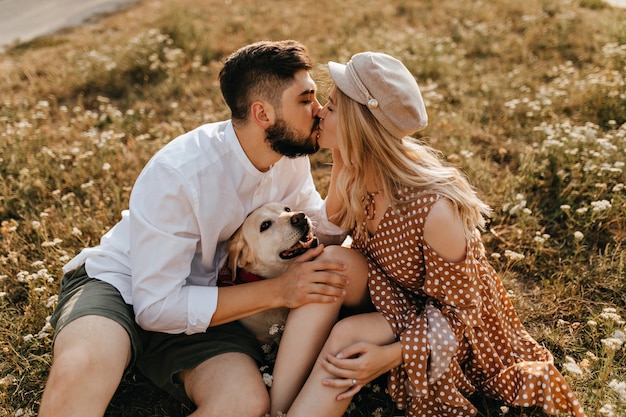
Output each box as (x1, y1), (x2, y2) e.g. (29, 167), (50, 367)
(38, 40), (369, 417)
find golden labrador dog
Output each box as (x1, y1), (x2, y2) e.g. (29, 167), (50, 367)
(226, 202), (318, 342)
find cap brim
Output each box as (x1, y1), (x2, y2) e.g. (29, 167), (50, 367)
(328, 61), (366, 105)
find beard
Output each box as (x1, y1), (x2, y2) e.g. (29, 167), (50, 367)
(265, 117), (320, 158)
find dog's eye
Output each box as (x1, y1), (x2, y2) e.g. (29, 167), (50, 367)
(260, 221), (272, 232)
(284, 207), (291, 212)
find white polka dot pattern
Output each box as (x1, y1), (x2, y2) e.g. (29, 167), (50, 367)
(352, 191), (585, 417)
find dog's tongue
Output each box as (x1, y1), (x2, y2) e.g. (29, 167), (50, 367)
(279, 236), (319, 260)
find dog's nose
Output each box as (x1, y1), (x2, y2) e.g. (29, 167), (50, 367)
(291, 213), (306, 226)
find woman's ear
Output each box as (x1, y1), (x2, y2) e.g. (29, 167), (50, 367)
(250, 101), (275, 129)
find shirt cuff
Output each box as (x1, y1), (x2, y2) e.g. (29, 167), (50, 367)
(186, 285), (219, 334)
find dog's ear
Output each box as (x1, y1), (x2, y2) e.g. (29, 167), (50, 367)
(228, 228), (255, 277)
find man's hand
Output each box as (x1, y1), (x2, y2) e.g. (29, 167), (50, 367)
(275, 244), (349, 308)
(212, 244), (349, 327)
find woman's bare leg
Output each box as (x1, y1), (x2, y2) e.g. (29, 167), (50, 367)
(269, 247), (369, 416)
(287, 312), (395, 417)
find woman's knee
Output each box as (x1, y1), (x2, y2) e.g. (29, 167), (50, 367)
(326, 316), (365, 350)
(322, 246), (369, 307)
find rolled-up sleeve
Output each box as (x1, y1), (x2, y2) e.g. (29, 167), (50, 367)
(130, 161), (218, 334)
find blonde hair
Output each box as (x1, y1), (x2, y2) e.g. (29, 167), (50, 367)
(331, 88), (491, 241)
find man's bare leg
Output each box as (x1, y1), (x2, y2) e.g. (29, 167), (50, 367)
(180, 352), (270, 417)
(39, 315), (131, 417)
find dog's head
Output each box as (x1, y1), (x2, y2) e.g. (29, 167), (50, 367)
(228, 202), (319, 279)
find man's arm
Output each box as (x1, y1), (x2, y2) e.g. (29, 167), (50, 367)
(209, 244), (349, 326)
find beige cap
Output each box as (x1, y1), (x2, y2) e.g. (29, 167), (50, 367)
(328, 52), (428, 138)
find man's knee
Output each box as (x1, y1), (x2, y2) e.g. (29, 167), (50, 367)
(194, 393), (269, 417)
(183, 353), (269, 417)
(52, 316), (132, 378)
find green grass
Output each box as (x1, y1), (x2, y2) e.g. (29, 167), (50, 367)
(1, 0), (625, 416)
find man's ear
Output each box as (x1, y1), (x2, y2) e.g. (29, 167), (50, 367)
(251, 101), (275, 129)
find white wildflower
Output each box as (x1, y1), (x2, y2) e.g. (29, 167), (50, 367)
(500, 405), (510, 414)
(0, 374), (17, 386)
(37, 320), (53, 339)
(262, 373), (273, 387)
(562, 356), (584, 377)
(14, 408), (34, 417)
(269, 323), (283, 336)
(42, 238), (63, 247)
(601, 337), (624, 352)
(574, 231), (584, 240)
(613, 329), (626, 341)
(504, 250), (525, 261)
(600, 308), (625, 325)
(598, 403), (616, 417)
(608, 379), (626, 404)
(46, 295), (58, 308)
(507, 198), (527, 215)
(17, 271), (30, 282)
(560, 204), (571, 211)
(80, 180), (94, 189)
(591, 200), (612, 212)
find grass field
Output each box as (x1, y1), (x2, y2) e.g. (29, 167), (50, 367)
(1, 0), (625, 416)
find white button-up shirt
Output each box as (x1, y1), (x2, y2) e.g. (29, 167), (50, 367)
(63, 120), (342, 334)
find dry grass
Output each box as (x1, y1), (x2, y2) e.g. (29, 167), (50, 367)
(1, 0), (625, 416)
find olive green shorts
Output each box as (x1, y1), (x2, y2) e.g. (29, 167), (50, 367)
(50, 265), (265, 405)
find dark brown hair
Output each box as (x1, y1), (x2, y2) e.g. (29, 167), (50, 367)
(219, 40), (313, 122)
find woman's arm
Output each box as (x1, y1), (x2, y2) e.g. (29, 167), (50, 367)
(423, 197), (467, 263)
(324, 148), (344, 225)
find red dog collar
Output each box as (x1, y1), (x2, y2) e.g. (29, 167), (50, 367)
(236, 269), (264, 283)
(217, 264), (264, 286)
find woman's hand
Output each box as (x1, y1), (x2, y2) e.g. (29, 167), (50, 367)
(320, 341), (402, 400)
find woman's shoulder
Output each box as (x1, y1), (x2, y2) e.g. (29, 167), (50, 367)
(395, 187), (443, 213)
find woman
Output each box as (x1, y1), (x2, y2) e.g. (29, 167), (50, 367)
(286, 52), (585, 417)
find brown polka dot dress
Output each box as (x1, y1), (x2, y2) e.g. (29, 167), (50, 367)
(351, 190), (585, 417)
